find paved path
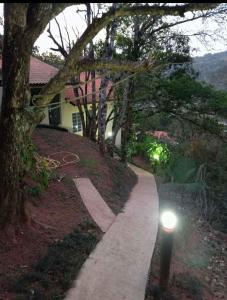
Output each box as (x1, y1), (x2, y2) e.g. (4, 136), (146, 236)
(74, 178), (115, 232)
(65, 164), (159, 300)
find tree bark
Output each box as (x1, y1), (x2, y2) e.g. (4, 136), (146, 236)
(98, 3), (118, 155)
(111, 78), (130, 153)
(120, 78), (134, 162)
(98, 77), (109, 154)
(86, 4), (98, 142)
(0, 4), (34, 227)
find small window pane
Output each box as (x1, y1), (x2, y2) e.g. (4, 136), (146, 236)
(72, 112), (82, 132)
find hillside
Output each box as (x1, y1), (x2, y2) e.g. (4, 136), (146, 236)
(193, 50), (227, 91)
(0, 127), (137, 299)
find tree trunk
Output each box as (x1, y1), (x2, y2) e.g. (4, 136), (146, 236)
(98, 77), (109, 154)
(0, 4), (34, 227)
(90, 69), (97, 141)
(0, 113), (32, 227)
(111, 78), (130, 152)
(98, 3), (118, 154)
(120, 79), (134, 162)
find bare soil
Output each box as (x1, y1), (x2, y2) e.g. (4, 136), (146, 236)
(0, 128), (137, 300)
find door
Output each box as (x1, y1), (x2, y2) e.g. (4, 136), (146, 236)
(48, 94), (61, 126)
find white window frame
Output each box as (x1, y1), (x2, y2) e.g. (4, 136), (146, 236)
(72, 112), (82, 133)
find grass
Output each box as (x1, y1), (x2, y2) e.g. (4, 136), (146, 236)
(11, 220), (101, 300)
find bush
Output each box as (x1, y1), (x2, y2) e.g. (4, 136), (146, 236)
(134, 135), (171, 172)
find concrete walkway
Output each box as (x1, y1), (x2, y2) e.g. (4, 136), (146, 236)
(65, 164), (159, 300)
(74, 178), (115, 232)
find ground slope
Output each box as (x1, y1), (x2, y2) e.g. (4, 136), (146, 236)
(0, 127), (137, 300)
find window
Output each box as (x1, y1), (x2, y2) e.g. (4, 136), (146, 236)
(72, 112), (82, 133)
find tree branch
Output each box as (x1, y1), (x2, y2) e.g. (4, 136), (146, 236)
(55, 17), (65, 51)
(25, 3), (73, 45)
(76, 58), (155, 73)
(47, 22), (68, 58)
(34, 3), (219, 118)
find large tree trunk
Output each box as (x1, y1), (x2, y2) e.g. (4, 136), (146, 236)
(0, 4), (33, 227)
(0, 114), (32, 227)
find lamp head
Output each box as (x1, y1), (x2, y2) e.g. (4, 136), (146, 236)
(160, 210), (177, 232)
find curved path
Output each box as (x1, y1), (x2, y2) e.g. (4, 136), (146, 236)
(65, 164), (159, 300)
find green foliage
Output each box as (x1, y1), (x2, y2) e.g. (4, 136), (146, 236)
(126, 136), (138, 161)
(21, 142), (37, 173)
(134, 72), (227, 122)
(135, 136), (171, 168)
(21, 141), (52, 197)
(38, 167), (49, 188)
(146, 137), (170, 165)
(32, 46), (64, 68)
(164, 154), (197, 183)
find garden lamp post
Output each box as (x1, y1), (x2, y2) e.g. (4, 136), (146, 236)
(159, 210), (177, 291)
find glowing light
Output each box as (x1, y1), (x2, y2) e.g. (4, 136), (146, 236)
(153, 153), (160, 161)
(107, 131), (112, 137)
(160, 211), (177, 231)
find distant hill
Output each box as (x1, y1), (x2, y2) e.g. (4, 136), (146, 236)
(193, 51), (227, 91)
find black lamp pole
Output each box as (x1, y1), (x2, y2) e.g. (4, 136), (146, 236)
(159, 226), (175, 291)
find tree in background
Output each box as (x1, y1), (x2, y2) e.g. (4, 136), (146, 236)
(32, 46), (64, 68)
(110, 6), (192, 161)
(132, 70), (227, 231)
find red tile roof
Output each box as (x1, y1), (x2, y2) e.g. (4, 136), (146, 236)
(29, 57), (59, 84)
(64, 73), (114, 104)
(0, 56), (59, 85)
(0, 57), (114, 104)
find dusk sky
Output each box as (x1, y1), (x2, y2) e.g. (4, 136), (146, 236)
(0, 3), (226, 57)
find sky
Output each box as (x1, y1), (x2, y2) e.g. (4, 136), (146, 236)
(0, 3), (227, 58)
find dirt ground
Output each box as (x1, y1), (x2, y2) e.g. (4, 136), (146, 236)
(133, 155), (227, 300)
(0, 128), (137, 300)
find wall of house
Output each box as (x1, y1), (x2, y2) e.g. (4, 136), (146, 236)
(60, 101), (80, 133)
(61, 100), (114, 136)
(40, 107), (49, 124)
(115, 129), (121, 147)
(60, 99), (121, 147)
(105, 101), (114, 138)
(0, 85), (121, 147)
(0, 83), (121, 145)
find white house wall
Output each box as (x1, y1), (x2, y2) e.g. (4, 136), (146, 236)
(0, 87), (121, 147)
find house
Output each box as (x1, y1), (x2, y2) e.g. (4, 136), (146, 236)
(0, 56), (121, 146)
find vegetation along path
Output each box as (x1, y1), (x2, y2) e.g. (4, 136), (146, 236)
(65, 164), (159, 300)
